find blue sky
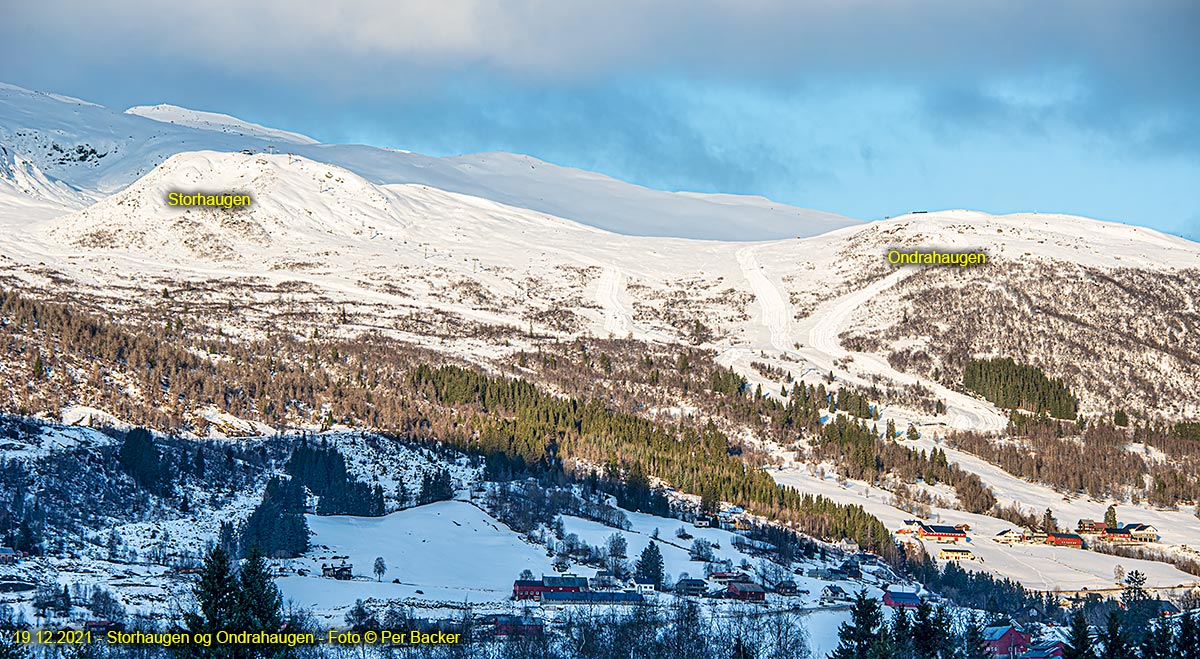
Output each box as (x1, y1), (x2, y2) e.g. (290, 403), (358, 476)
(3, 1), (1199, 238)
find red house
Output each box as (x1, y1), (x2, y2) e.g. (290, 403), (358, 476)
(983, 625), (1031, 658)
(917, 523), (968, 542)
(493, 615), (543, 637)
(726, 582), (766, 602)
(1046, 533), (1084, 548)
(1020, 640), (1065, 658)
(1102, 527), (1133, 543)
(883, 589), (922, 608)
(512, 575), (587, 600)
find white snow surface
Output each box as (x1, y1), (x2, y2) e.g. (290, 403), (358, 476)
(125, 104), (319, 145)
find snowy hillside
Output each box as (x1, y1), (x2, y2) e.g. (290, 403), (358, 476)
(1, 144), (1196, 423)
(0, 82), (858, 241)
(125, 104), (319, 145)
(1, 82), (1199, 626)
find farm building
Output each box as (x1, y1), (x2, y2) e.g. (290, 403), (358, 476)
(708, 571), (748, 584)
(1076, 519), (1106, 534)
(674, 579), (708, 597)
(513, 575), (588, 600)
(774, 579), (798, 595)
(1045, 533), (1084, 548)
(820, 585), (851, 605)
(632, 578), (656, 594)
(994, 529), (1022, 544)
(917, 523), (967, 543)
(493, 615), (543, 637)
(726, 582), (766, 602)
(1123, 523), (1159, 543)
(938, 547), (975, 562)
(321, 563), (353, 580)
(983, 624), (1031, 658)
(1019, 640), (1065, 658)
(883, 589), (922, 608)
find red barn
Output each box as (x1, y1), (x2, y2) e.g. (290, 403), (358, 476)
(1102, 527), (1133, 543)
(494, 615), (543, 637)
(513, 576), (587, 600)
(883, 590), (922, 608)
(726, 582), (766, 602)
(983, 625), (1031, 657)
(1046, 533), (1083, 548)
(917, 523), (967, 542)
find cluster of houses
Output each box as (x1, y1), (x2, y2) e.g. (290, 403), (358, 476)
(0, 547), (28, 565)
(1075, 520), (1159, 544)
(993, 529), (1085, 549)
(691, 505), (754, 532)
(899, 521), (971, 543)
(992, 520), (1159, 551)
(512, 569), (792, 605)
(898, 521), (982, 562)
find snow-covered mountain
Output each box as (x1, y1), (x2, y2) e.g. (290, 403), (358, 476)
(2, 141), (1197, 424)
(0, 82), (858, 240)
(125, 104), (320, 145)
(3, 83), (1200, 632)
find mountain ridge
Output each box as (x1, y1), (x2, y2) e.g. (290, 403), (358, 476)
(0, 82), (860, 241)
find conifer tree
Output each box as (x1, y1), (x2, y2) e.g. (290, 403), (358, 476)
(831, 590), (890, 659)
(959, 615), (993, 659)
(890, 606), (914, 659)
(1105, 505), (1119, 529)
(0, 634), (27, 659)
(1138, 618), (1174, 659)
(1177, 613), (1200, 659)
(235, 546), (283, 636)
(185, 546), (239, 646)
(634, 542), (665, 588)
(1043, 508), (1057, 534)
(1101, 610), (1134, 659)
(911, 601), (943, 659)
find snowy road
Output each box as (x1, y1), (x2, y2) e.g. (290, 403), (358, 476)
(796, 269), (1007, 431)
(737, 245), (794, 351)
(596, 265), (633, 338)
(732, 252), (1007, 432)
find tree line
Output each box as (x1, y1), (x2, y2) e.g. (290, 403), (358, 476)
(410, 364), (898, 560)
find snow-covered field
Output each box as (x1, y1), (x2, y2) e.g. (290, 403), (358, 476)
(769, 459), (1198, 592)
(279, 501), (559, 614)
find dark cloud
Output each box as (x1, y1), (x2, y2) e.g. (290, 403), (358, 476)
(1, 1), (1197, 235)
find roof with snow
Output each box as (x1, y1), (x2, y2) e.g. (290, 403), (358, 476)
(884, 590), (922, 606)
(542, 591), (644, 603)
(983, 625), (1021, 641)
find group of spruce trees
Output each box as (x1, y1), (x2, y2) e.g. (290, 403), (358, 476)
(411, 364), (896, 559)
(833, 586), (1198, 659)
(285, 439), (386, 516)
(814, 414), (998, 515)
(962, 357), (1078, 419)
(236, 477), (309, 559)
